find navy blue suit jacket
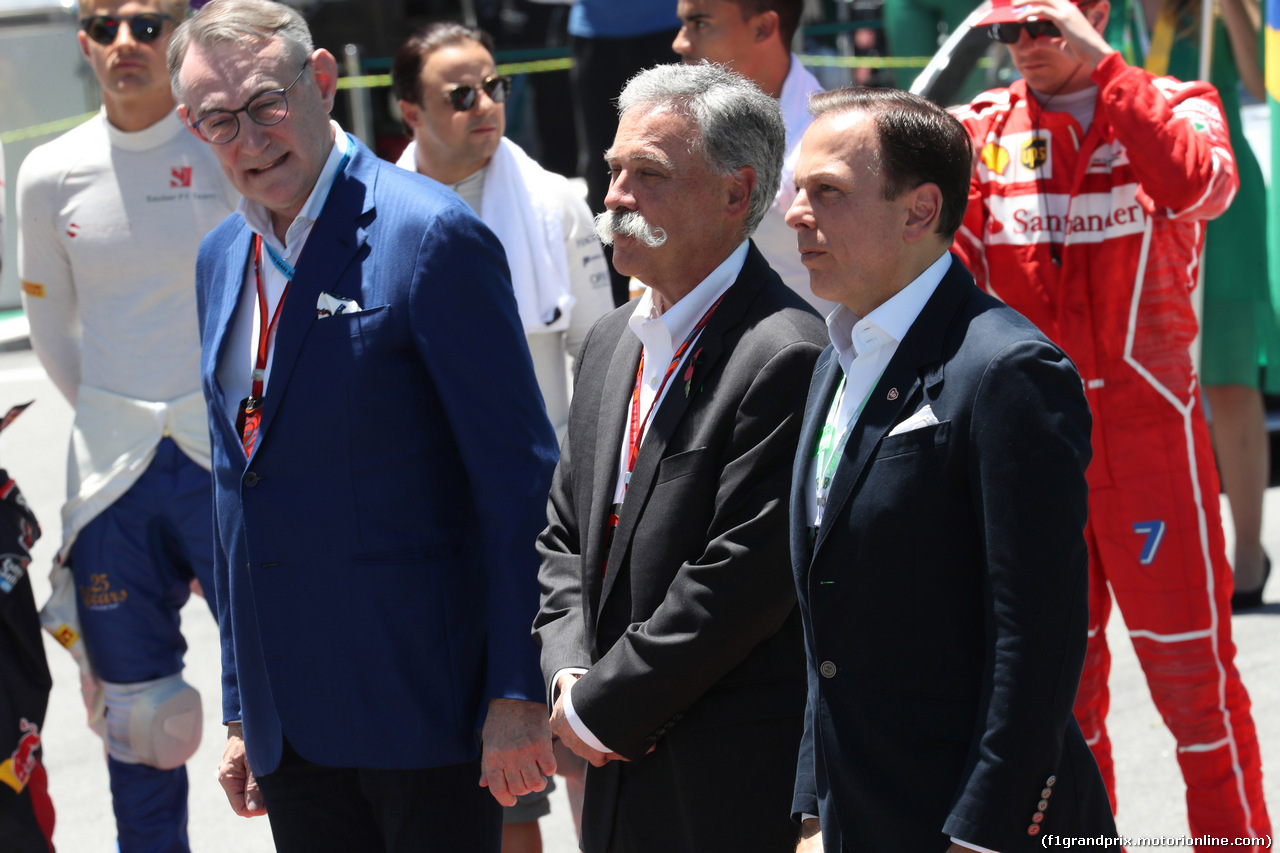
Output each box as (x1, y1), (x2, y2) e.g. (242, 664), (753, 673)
(195, 135), (558, 776)
(790, 256), (1116, 850)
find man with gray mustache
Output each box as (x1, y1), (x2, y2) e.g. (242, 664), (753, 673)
(534, 62), (827, 852)
(595, 209), (668, 248)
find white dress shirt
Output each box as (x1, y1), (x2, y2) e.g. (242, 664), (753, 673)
(562, 240), (751, 752)
(218, 122), (349, 417)
(805, 251), (951, 528)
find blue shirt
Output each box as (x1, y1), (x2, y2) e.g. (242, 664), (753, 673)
(568, 0), (680, 38)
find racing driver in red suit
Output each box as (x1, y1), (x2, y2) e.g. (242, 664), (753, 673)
(952, 0), (1271, 844)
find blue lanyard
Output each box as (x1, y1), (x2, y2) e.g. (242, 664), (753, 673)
(261, 138), (354, 279)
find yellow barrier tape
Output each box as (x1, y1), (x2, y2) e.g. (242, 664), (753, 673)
(336, 73), (393, 90)
(332, 54), (945, 89)
(1, 111), (97, 145)
(334, 56), (574, 91)
(800, 54), (930, 68)
(797, 54), (993, 69)
(3, 53), (961, 140)
(496, 57), (574, 76)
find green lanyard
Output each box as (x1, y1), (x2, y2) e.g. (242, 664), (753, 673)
(812, 366), (886, 519)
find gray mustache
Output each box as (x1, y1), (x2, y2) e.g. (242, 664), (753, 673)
(594, 210), (668, 248)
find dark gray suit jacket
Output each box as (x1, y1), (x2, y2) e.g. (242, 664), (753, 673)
(790, 255), (1117, 851)
(535, 243), (826, 853)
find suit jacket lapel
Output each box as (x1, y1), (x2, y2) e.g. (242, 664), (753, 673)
(207, 227), (255, 437)
(597, 248), (768, 612)
(812, 256), (971, 557)
(247, 138), (373, 461)
(587, 330), (641, 631)
(791, 346), (839, 575)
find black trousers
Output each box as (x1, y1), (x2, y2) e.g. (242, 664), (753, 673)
(570, 27), (680, 306)
(256, 737), (502, 853)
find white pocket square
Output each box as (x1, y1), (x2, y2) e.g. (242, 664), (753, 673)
(316, 292), (362, 318)
(887, 404), (939, 437)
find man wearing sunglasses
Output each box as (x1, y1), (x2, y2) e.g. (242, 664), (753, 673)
(952, 0), (1272, 843)
(16, 0), (238, 850)
(390, 23), (613, 444)
(168, 1), (560, 850)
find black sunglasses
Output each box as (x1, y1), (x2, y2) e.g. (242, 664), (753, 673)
(189, 61), (310, 145)
(987, 18), (1062, 43)
(987, 2), (1098, 43)
(80, 13), (173, 46)
(444, 76), (510, 112)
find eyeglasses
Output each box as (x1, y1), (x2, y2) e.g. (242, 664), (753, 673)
(80, 13), (173, 45)
(987, 3), (1098, 43)
(444, 76), (510, 112)
(188, 61), (310, 145)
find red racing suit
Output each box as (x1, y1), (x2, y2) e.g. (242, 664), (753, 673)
(953, 52), (1269, 844)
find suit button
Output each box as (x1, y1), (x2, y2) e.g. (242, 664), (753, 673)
(244, 471), (259, 487)
(1027, 825), (1041, 836)
(1041, 788), (1052, 799)
(1046, 775), (1057, 787)
(1038, 799), (1049, 811)
(819, 661), (837, 678)
(1031, 812), (1045, 824)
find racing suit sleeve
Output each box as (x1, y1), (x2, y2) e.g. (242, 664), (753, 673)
(1092, 51), (1239, 220)
(16, 151), (82, 407)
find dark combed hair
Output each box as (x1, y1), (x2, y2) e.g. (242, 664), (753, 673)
(726, 0), (804, 49)
(391, 22), (496, 106)
(809, 87), (973, 239)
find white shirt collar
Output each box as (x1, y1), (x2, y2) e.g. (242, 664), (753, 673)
(237, 120), (349, 253)
(102, 107), (185, 152)
(627, 240), (750, 359)
(827, 251), (951, 374)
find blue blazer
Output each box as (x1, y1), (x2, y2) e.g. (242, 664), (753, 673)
(195, 136), (558, 776)
(790, 256), (1117, 850)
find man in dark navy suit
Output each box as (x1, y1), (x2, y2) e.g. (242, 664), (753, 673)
(786, 87), (1117, 852)
(169, 1), (559, 849)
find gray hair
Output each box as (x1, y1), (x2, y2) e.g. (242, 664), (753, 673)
(616, 62), (784, 238)
(168, 0), (313, 102)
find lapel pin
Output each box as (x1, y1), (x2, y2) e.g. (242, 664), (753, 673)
(887, 388), (899, 400)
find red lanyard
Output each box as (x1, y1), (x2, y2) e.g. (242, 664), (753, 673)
(601, 290), (727, 575)
(252, 235), (290, 399)
(237, 235), (290, 458)
(623, 291), (726, 487)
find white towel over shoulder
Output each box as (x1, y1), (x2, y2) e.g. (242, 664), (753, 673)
(398, 138), (574, 334)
